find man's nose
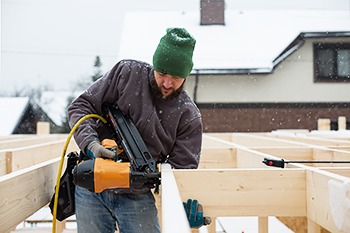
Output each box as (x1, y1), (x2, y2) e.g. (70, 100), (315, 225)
(163, 78), (173, 89)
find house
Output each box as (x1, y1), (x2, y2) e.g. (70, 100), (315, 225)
(118, 0), (350, 132)
(0, 97), (59, 135)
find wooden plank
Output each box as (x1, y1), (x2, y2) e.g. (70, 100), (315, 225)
(317, 119), (331, 131)
(267, 133), (350, 147)
(328, 146), (350, 151)
(231, 133), (300, 147)
(6, 151), (12, 173)
(161, 164), (191, 233)
(338, 116), (346, 130)
(319, 167), (350, 178)
(236, 148), (270, 168)
(204, 133), (233, 142)
(0, 151), (7, 175)
(0, 135), (29, 141)
(173, 168), (306, 217)
(9, 140), (67, 172)
(202, 135), (234, 148)
(306, 168), (350, 233)
(0, 139), (78, 175)
(219, 133), (350, 169)
(204, 134), (284, 169)
(0, 135), (66, 150)
(253, 147), (313, 161)
(308, 131), (350, 141)
(277, 217), (307, 233)
(36, 122), (50, 135)
(199, 148), (236, 169)
(312, 148), (350, 167)
(307, 218), (321, 233)
(0, 158), (60, 233)
(258, 217), (268, 233)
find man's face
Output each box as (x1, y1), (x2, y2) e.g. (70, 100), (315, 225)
(153, 70), (186, 99)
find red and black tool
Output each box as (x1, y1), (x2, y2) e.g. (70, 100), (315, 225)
(263, 158), (350, 168)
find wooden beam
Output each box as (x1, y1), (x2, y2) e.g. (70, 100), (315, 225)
(0, 135), (67, 150)
(0, 158), (59, 233)
(0, 151), (7, 175)
(37, 122), (50, 135)
(231, 133), (300, 147)
(204, 133), (233, 142)
(328, 146), (350, 151)
(277, 217), (307, 233)
(307, 218), (322, 233)
(338, 116), (346, 130)
(173, 168), (306, 217)
(161, 164), (191, 233)
(0, 135), (28, 141)
(202, 134), (234, 148)
(306, 167), (350, 233)
(312, 148), (350, 167)
(253, 147), (313, 161)
(258, 217), (268, 233)
(0, 139), (78, 175)
(199, 148), (236, 169)
(319, 167), (350, 178)
(317, 119), (331, 131)
(207, 133), (350, 169)
(5, 151), (12, 174)
(268, 133), (350, 147)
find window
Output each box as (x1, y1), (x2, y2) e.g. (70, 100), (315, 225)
(314, 43), (350, 82)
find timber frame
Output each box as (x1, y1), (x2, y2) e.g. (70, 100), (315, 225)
(1, 128), (350, 233)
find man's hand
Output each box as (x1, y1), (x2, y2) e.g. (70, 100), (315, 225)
(183, 199), (211, 228)
(86, 140), (116, 159)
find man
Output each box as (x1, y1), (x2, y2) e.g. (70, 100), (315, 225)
(68, 28), (203, 233)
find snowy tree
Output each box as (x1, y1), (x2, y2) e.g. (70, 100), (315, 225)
(60, 55), (103, 132)
(91, 55), (103, 82)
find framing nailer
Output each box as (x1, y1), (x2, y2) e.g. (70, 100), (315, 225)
(73, 104), (161, 192)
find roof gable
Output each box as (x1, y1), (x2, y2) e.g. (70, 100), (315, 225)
(0, 97), (29, 135)
(40, 91), (82, 126)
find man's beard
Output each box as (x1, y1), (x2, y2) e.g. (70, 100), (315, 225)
(150, 77), (184, 101)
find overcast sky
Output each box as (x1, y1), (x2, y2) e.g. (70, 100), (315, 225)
(1, 0), (349, 94)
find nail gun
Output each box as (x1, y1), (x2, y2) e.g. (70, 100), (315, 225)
(73, 104), (161, 193)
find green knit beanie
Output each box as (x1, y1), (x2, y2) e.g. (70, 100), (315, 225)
(153, 28), (196, 78)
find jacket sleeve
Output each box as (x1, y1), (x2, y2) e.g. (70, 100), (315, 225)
(67, 61), (128, 152)
(167, 116), (203, 169)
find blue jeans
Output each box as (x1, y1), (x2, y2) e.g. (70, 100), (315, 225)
(75, 186), (161, 233)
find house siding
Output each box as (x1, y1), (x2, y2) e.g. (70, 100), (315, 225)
(185, 37), (350, 132)
(198, 103), (350, 132)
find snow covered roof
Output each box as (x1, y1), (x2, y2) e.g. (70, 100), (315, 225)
(118, 9), (350, 73)
(40, 91), (82, 126)
(0, 97), (29, 135)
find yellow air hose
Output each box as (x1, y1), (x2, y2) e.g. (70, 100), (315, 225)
(52, 114), (106, 233)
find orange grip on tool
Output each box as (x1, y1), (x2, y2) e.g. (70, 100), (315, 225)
(93, 158), (130, 192)
(101, 139), (124, 155)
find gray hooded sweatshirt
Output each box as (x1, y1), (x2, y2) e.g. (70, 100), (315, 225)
(68, 59), (202, 170)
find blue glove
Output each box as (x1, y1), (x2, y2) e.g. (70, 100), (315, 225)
(183, 199), (205, 228)
(86, 140), (116, 160)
